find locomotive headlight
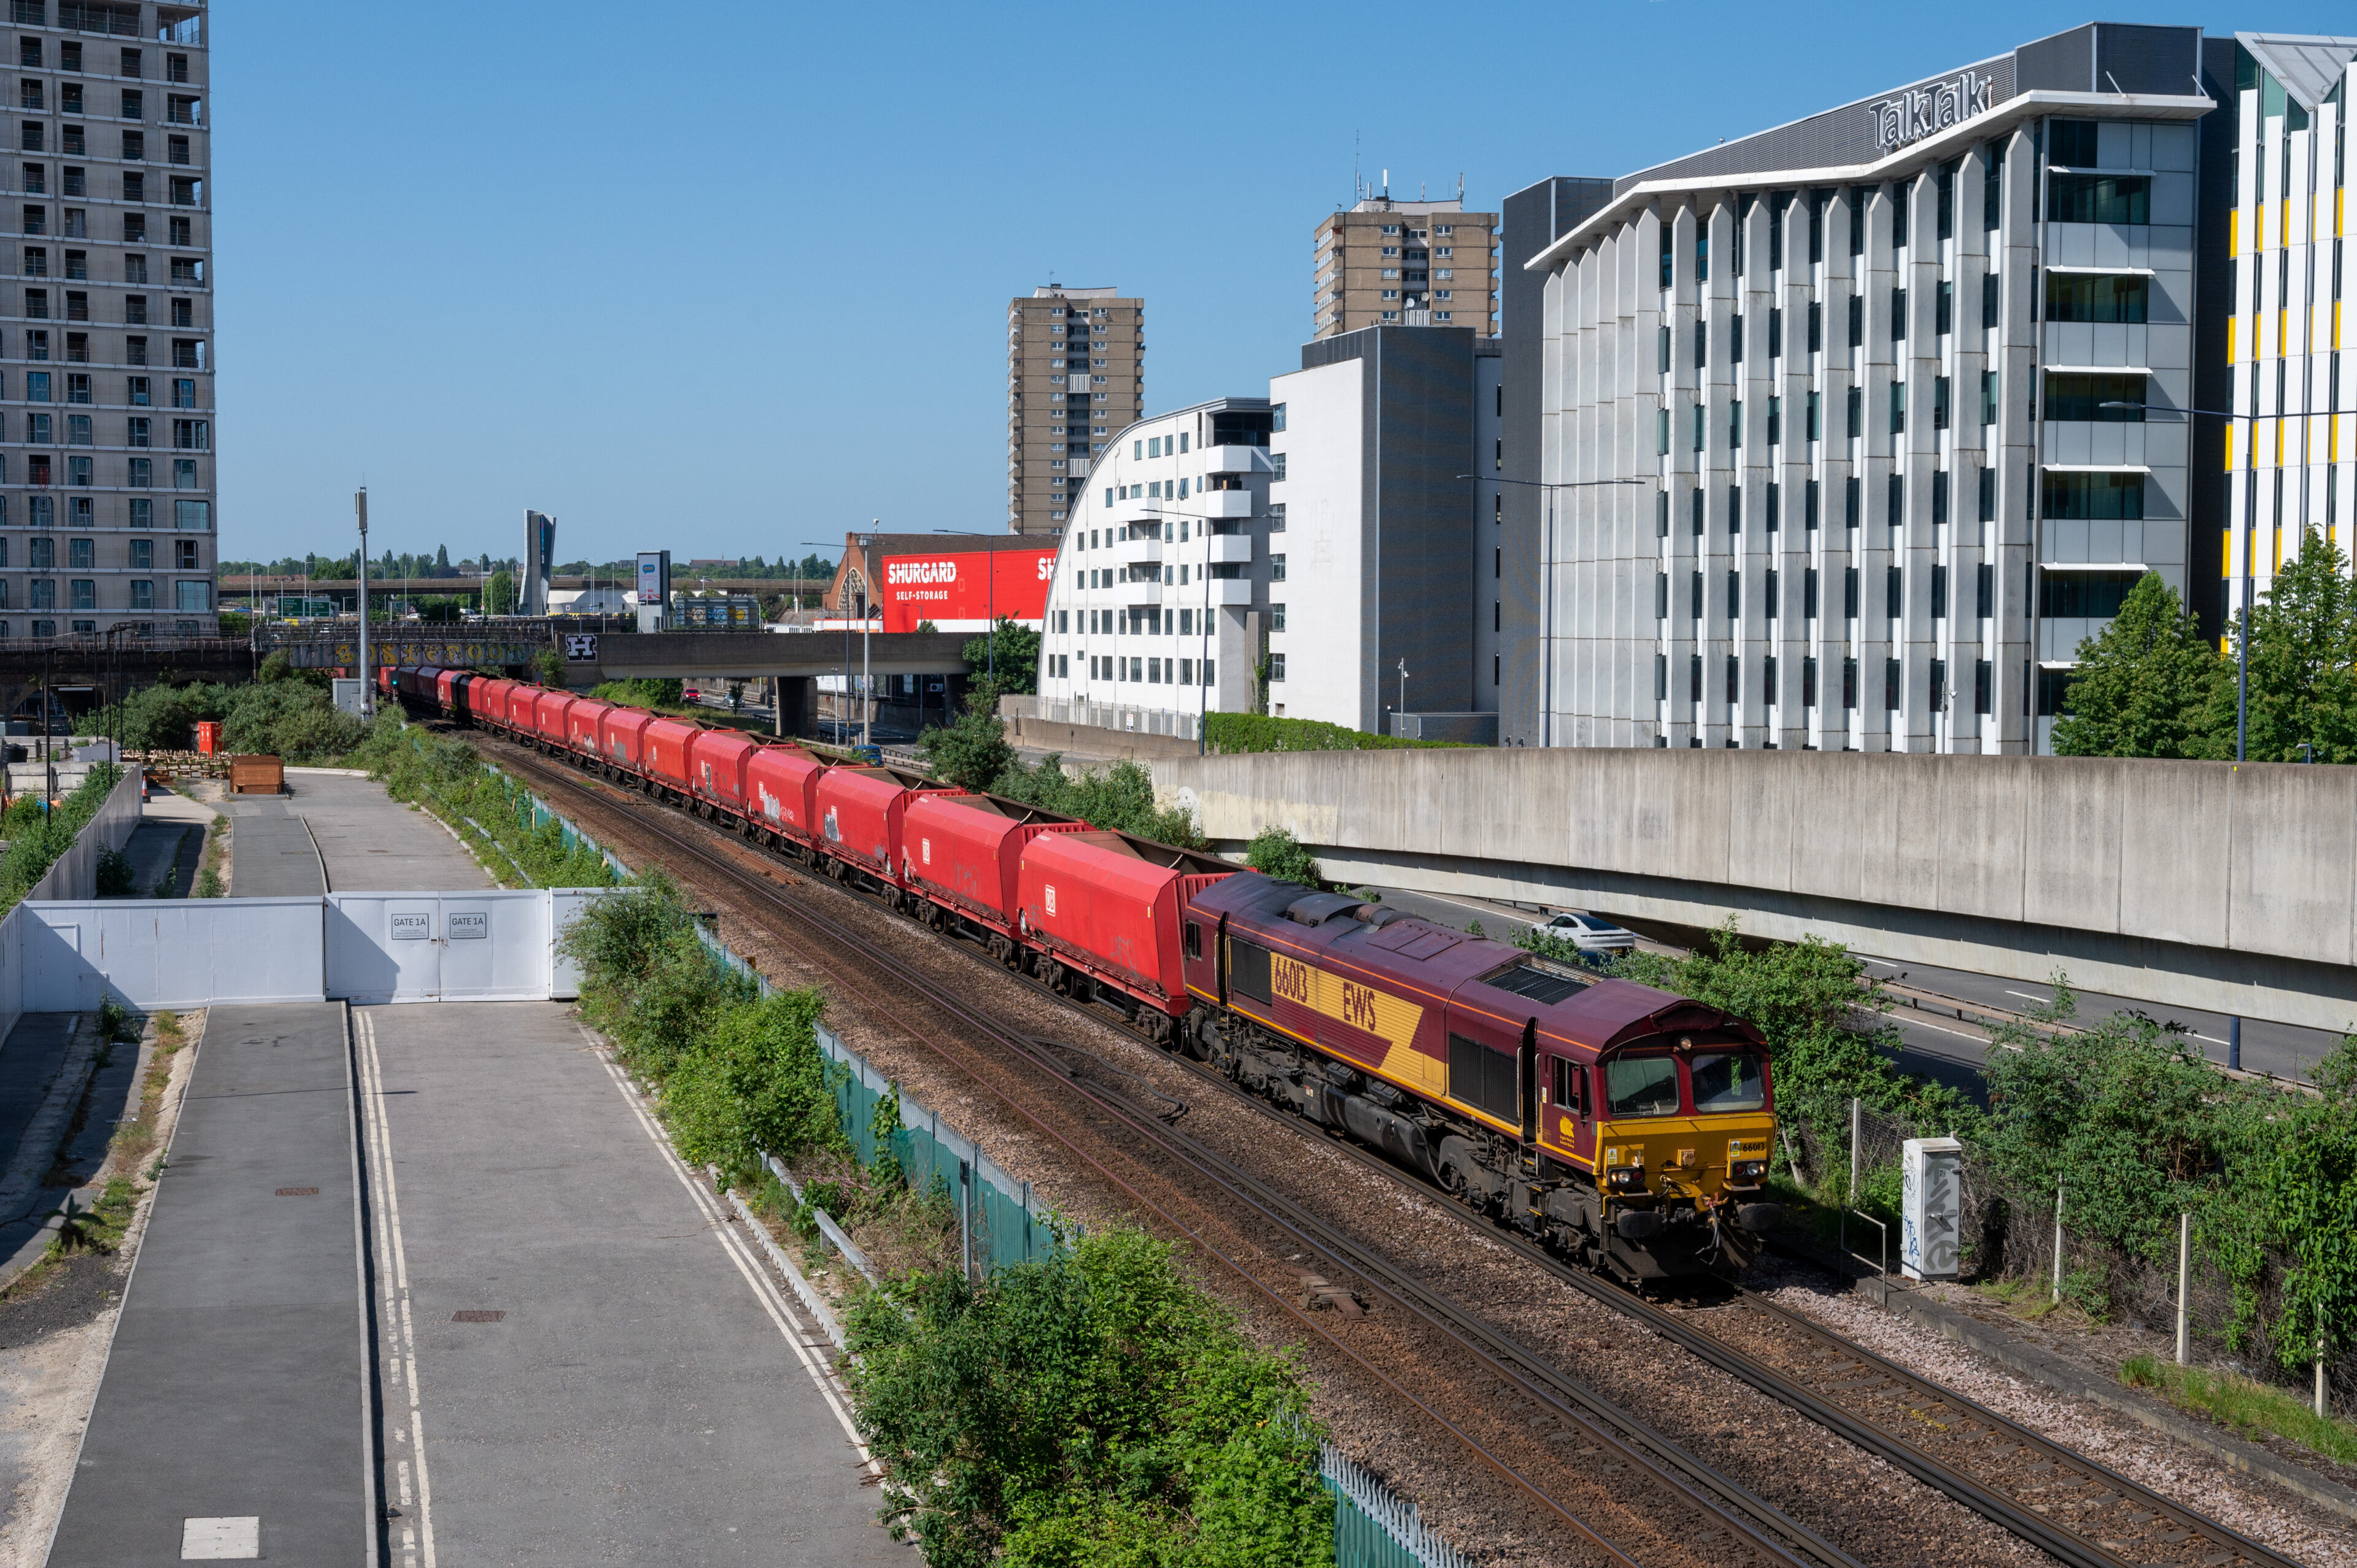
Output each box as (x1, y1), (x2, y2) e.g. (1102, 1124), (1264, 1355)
(1606, 1165), (1645, 1193)
(1730, 1159), (1768, 1183)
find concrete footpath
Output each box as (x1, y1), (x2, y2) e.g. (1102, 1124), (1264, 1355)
(47, 1001), (370, 1567)
(356, 1002), (900, 1566)
(226, 772), (490, 897)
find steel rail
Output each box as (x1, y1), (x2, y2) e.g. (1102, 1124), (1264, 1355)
(488, 731), (2296, 1568)
(482, 735), (1864, 1568)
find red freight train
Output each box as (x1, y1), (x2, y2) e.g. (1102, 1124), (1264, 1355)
(390, 668), (1783, 1282)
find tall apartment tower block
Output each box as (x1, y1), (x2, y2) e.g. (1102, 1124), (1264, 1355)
(1313, 196), (1498, 339)
(1, 0), (212, 638)
(1007, 285), (1142, 534)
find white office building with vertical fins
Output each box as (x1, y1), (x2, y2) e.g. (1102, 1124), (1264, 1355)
(1511, 23), (2215, 754)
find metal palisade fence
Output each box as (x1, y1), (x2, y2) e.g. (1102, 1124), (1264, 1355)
(517, 761), (1468, 1568)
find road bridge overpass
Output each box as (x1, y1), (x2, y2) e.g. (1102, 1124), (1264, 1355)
(1151, 749), (2357, 1036)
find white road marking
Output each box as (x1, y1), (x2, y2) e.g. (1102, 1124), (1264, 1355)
(356, 1010), (439, 1568)
(577, 1024), (876, 1467)
(2003, 989), (2048, 1003)
(180, 1516), (260, 1559)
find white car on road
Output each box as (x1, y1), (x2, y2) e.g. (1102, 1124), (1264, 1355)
(1530, 911), (1636, 954)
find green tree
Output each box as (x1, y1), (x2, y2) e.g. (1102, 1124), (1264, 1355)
(2050, 573), (2229, 759)
(2203, 529), (2357, 762)
(918, 686), (1016, 793)
(486, 570), (516, 617)
(1243, 825), (1320, 889)
(963, 617), (1041, 695)
(845, 1229), (1330, 1568)
(434, 543), (450, 573)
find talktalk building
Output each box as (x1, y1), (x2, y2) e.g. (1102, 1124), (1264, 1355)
(1502, 23), (2354, 754)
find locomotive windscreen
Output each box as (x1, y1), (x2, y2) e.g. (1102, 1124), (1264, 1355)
(1478, 956), (1595, 1006)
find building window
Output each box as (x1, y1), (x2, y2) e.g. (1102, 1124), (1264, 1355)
(67, 454), (88, 485)
(1269, 554), (1285, 582)
(1806, 390), (1820, 442)
(2040, 471), (2143, 520)
(129, 578), (152, 610)
(2046, 172), (2150, 225)
(1978, 466), (1997, 522)
(2046, 274), (2147, 323)
(174, 579), (208, 612)
(129, 538), (151, 570)
(1932, 376), (1950, 430)
(1267, 654), (1285, 682)
(173, 458), (196, 489)
(127, 456), (149, 487)
(1889, 382), (1905, 434)
(174, 498), (208, 529)
(1845, 385), (1861, 438)
(2044, 373), (2145, 422)
(175, 538), (199, 568)
(70, 578), (93, 610)
(1269, 603), (1286, 631)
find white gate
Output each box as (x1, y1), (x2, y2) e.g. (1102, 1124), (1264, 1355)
(326, 892), (554, 1003)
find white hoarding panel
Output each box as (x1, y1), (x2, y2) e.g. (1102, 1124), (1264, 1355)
(23, 898), (325, 1011)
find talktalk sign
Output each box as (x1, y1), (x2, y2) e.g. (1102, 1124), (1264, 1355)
(879, 547), (1056, 631)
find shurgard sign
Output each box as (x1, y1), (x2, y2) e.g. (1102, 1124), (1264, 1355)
(879, 547), (1056, 631)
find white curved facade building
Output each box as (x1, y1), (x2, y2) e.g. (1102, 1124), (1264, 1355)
(1031, 398), (1279, 740)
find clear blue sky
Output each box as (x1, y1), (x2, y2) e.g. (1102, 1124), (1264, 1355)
(217, 2), (2345, 566)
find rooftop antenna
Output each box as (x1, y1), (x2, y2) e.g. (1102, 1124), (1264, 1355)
(1457, 172), (1465, 202)
(1382, 167), (1390, 199)
(1419, 180), (1426, 201)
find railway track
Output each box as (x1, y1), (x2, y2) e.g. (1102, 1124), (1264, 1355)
(478, 736), (1857, 1568)
(484, 733), (2305, 1568)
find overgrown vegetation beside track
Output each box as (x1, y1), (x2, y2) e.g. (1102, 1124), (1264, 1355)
(846, 1228), (1333, 1568)
(1527, 916), (2357, 1416)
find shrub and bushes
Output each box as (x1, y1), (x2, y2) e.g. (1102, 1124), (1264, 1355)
(93, 659), (366, 762)
(845, 1228), (1331, 1568)
(919, 687), (1204, 847)
(1202, 713), (1457, 753)
(1, 762), (123, 913)
(1574, 914), (2357, 1421)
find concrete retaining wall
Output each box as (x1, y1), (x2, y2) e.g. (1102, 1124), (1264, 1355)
(1151, 749), (2357, 1032)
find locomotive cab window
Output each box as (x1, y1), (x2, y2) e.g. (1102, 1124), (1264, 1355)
(1550, 1056), (1585, 1116)
(1604, 1053), (1682, 1118)
(1183, 921), (1202, 960)
(1691, 1050), (1765, 1112)
(1228, 938), (1272, 1004)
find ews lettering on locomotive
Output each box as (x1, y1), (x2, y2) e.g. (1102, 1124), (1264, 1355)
(1341, 979), (1380, 1033)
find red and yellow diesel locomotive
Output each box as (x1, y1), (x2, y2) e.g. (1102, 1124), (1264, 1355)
(387, 665), (1783, 1281)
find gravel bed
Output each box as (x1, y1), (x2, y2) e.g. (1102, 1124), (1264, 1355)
(1744, 1257), (2357, 1567)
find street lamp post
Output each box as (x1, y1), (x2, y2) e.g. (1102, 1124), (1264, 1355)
(355, 486), (371, 720)
(1458, 474), (1644, 746)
